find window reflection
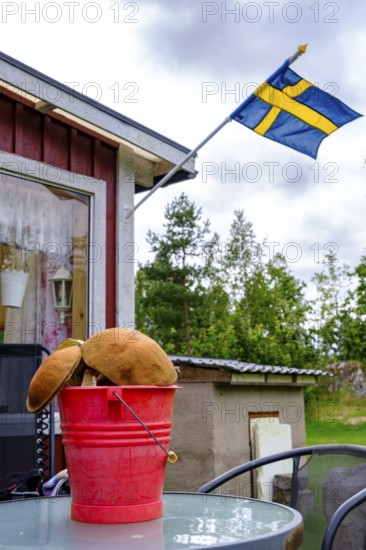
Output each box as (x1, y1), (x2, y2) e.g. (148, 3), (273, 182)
(0, 174), (89, 350)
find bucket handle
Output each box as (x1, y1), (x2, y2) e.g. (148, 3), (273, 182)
(112, 391), (178, 463)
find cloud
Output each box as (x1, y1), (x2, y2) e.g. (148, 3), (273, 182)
(1, 0), (364, 300)
(137, 0), (366, 82)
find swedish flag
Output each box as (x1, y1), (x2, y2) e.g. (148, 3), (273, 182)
(231, 57), (362, 159)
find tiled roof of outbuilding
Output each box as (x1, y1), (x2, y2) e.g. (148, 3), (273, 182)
(169, 355), (328, 377)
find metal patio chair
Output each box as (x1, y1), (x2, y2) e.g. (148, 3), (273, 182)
(321, 485), (366, 550)
(196, 444), (366, 550)
(0, 344), (55, 483)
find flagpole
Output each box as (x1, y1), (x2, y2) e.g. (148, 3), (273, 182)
(288, 43), (307, 65)
(125, 116), (232, 220)
(125, 44), (308, 220)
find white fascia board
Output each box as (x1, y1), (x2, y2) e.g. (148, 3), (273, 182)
(0, 55), (196, 176)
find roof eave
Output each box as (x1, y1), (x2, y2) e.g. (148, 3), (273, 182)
(0, 52), (197, 185)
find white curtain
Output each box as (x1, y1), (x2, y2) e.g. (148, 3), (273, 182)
(1, 173), (81, 348)
(0, 176), (73, 251)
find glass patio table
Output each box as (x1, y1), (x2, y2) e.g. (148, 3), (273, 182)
(0, 492), (303, 549)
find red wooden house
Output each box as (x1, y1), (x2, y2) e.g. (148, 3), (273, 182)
(0, 52), (196, 349)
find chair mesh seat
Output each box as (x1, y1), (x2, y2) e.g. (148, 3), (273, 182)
(196, 445), (366, 550)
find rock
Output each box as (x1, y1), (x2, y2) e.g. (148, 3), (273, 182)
(323, 463), (366, 550)
(325, 361), (366, 397)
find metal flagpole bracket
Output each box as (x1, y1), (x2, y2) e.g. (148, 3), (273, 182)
(124, 204), (134, 222)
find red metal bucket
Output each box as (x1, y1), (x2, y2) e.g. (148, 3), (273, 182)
(58, 385), (178, 524)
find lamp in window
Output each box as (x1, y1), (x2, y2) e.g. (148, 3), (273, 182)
(50, 264), (73, 324)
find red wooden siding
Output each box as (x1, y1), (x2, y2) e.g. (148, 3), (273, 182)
(23, 107), (43, 160)
(0, 96), (15, 152)
(0, 92), (118, 328)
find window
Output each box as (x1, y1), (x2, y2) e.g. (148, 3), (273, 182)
(0, 155), (106, 349)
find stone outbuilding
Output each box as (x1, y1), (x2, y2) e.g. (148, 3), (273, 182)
(164, 356), (327, 494)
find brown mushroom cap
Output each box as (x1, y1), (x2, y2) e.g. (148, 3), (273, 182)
(81, 327), (177, 386)
(26, 346), (83, 413)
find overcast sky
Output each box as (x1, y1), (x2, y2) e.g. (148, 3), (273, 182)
(1, 0), (365, 297)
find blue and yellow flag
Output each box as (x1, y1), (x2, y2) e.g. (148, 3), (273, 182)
(230, 55), (362, 159)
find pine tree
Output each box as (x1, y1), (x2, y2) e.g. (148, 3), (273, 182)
(135, 193), (218, 355)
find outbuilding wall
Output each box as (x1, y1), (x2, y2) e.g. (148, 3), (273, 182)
(164, 379), (306, 493)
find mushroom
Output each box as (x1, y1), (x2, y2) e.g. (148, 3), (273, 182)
(81, 327), (178, 386)
(26, 328), (177, 413)
(26, 346), (84, 413)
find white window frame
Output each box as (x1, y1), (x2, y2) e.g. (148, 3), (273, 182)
(0, 150), (106, 335)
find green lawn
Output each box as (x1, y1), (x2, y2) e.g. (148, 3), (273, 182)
(305, 389), (366, 446)
(306, 419), (366, 446)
